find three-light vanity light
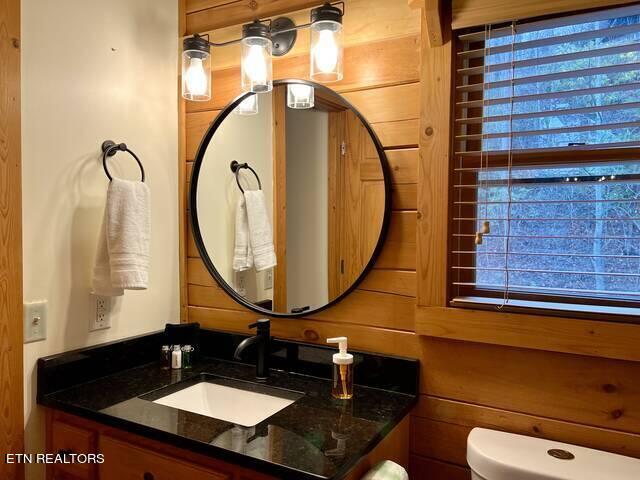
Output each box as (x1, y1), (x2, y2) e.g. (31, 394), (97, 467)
(181, 2), (344, 112)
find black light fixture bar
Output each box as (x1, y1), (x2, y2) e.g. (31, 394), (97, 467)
(183, 2), (344, 52)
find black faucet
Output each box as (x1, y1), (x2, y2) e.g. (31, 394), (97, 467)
(234, 319), (271, 380)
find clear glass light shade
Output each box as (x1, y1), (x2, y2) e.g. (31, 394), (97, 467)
(234, 94), (259, 115)
(310, 21), (343, 82)
(241, 37), (273, 93)
(287, 84), (314, 109)
(182, 50), (211, 101)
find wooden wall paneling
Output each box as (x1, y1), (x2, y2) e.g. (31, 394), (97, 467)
(185, 110), (219, 160)
(392, 184), (417, 210)
(413, 396), (640, 459)
(411, 416), (469, 466)
(451, 0), (639, 30)
(420, 337), (640, 433)
(342, 83), (420, 124)
(186, 35), (420, 113)
(359, 270), (416, 297)
(416, 306), (640, 363)
(360, 148), (418, 185)
(188, 0), (420, 69)
(189, 284), (416, 331)
(374, 211), (416, 270)
(272, 86), (287, 312)
(186, 0), (322, 34)
(371, 119), (419, 149)
(188, 305), (421, 357)
(421, 0), (444, 47)
(409, 455), (470, 480)
(0, 0), (23, 478)
(416, 14), (451, 308)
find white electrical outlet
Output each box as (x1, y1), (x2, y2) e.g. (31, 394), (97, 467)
(24, 300), (47, 343)
(90, 295), (111, 331)
(265, 269), (273, 290)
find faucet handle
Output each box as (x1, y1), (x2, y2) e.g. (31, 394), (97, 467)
(248, 318), (270, 333)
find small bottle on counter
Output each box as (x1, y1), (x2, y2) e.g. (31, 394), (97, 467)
(181, 345), (194, 369)
(327, 337), (354, 400)
(171, 345), (182, 369)
(160, 345), (171, 369)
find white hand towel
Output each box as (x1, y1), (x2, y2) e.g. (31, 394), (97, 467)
(233, 196), (253, 272)
(92, 178), (150, 296)
(244, 190), (277, 272)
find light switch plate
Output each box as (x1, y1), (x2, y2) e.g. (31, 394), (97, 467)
(24, 300), (47, 343)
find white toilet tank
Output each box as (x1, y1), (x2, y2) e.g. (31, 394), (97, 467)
(467, 428), (640, 480)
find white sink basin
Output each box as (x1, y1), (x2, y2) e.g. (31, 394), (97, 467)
(152, 378), (301, 427)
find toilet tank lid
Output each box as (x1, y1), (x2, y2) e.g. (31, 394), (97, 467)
(467, 428), (640, 480)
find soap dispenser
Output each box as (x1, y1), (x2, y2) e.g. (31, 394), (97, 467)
(327, 337), (354, 399)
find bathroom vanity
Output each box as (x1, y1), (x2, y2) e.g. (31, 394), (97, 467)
(38, 77), (415, 480)
(38, 329), (418, 480)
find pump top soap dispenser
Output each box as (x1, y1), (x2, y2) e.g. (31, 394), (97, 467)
(327, 337), (354, 399)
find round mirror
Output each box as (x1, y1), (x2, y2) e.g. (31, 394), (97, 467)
(190, 79), (391, 317)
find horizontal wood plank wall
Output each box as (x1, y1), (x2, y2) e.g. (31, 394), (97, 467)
(410, 5), (640, 479)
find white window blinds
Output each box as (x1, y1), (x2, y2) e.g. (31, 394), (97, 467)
(450, 5), (640, 316)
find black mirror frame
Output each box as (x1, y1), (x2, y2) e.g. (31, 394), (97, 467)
(189, 79), (392, 318)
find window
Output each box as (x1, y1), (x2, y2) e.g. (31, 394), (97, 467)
(451, 5), (640, 318)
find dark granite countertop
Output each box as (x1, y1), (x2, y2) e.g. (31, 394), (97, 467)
(38, 330), (418, 480)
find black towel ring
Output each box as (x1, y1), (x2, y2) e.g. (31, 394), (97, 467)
(230, 160), (261, 194)
(101, 140), (145, 182)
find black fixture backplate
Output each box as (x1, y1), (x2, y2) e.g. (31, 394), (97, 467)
(271, 17), (297, 56)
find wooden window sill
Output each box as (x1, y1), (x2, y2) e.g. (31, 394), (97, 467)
(415, 305), (640, 362)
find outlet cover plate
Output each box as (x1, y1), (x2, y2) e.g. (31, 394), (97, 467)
(90, 295), (111, 331)
(24, 300), (47, 343)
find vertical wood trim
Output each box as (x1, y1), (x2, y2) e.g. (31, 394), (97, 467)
(327, 112), (344, 300)
(272, 87), (287, 312)
(416, 12), (452, 307)
(424, 0), (444, 47)
(0, 0), (24, 477)
(178, 0), (189, 322)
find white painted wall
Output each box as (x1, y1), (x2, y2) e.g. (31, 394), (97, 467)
(196, 93), (273, 304)
(285, 108), (329, 312)
(21, 1), (179, 478)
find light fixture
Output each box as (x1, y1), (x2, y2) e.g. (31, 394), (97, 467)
(180, 2), (345, 102)
(310, 3), (343, 82)
(241, 21), (273, 93)
(287, 84), (315, 109)
(234, 94), (259, 115)
(182, 35), (212, 101)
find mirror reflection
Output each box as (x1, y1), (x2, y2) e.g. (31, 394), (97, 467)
(192, 81), (388, 315)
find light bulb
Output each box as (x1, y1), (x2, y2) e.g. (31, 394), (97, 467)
(290, 84), (311, 97)
(185, 57), (208, 96)
(235, 95), (258, 115)
(313, 30), (338, 73)
(287, 84), (314, 109)
(243, 45), (268, 86)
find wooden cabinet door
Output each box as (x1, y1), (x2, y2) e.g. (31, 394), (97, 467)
(49, 420), (97, 480)
(99, 435), (231, 480)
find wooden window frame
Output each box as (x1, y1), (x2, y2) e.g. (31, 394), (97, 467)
(415, 4), (640, 363)
(448, 15), (640, 322)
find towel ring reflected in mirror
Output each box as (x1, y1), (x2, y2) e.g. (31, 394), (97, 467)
(230, 160), (262, 194)
(101, 140), (146, 182)
(189, 79), (392, 318)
